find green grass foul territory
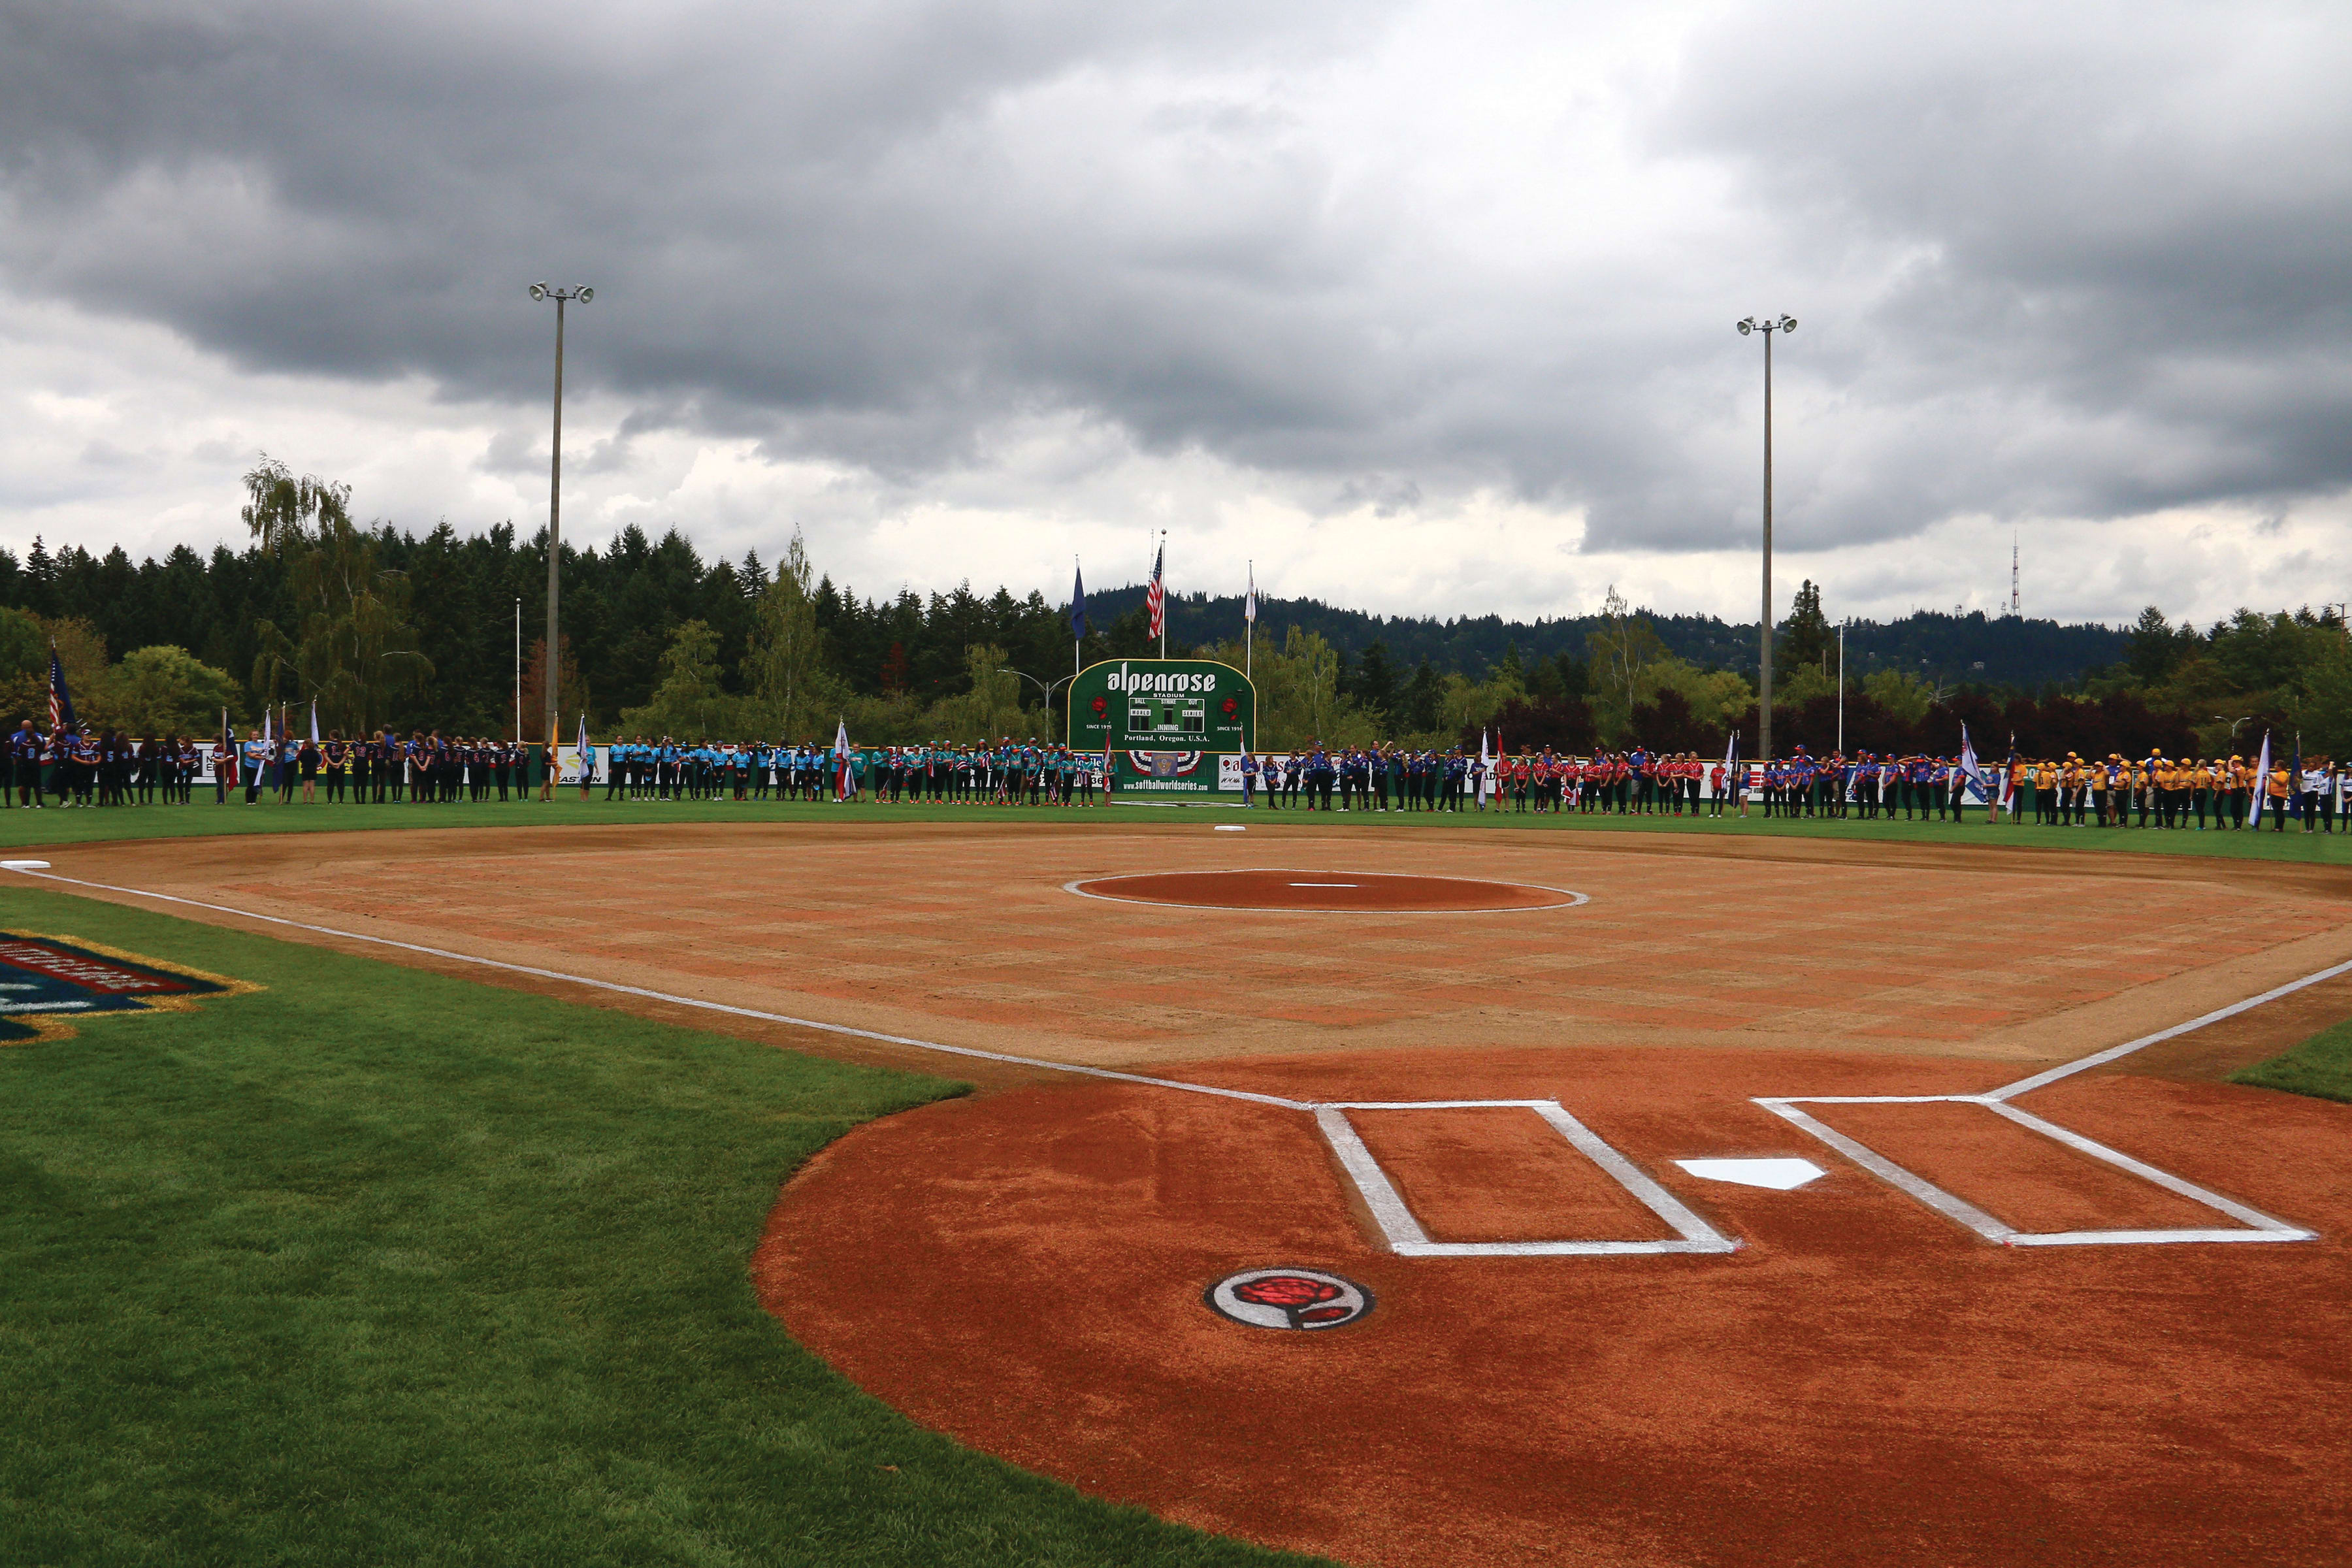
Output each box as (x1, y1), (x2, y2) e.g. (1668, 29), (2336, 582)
(2232, 1017), (2352, 1105)
(0, 886), (1330, 1568)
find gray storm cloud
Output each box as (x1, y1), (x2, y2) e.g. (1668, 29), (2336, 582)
(2, 0), (2346, 557)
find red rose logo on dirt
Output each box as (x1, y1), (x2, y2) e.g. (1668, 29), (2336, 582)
(1205, 1267), (1373, 1330)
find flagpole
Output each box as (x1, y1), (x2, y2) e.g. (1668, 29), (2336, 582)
(1246, 560), (1254, 680)
(1159, 530), (1168, 659)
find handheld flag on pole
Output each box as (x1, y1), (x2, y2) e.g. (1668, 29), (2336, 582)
(1245, 561), (1256, 679)
(2288, 736), (2304, 821)
(833, 717), (852, 801)
(1146, 539), (1166, 654)
(1722, 730), (1740, 810)
(2248, 730), (2271, 826)
(1959, 723), (1989, 808)
(47, 644), (75, 733)
(309, 700), (321, 745)
(1478, 727), (1494, 807)
(1999, 735), (2018, 816)
(576, 711), (590, 787)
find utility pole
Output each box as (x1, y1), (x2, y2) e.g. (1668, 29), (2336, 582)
(1737, 314), (1795, 762)
(529, 282), (592, 795)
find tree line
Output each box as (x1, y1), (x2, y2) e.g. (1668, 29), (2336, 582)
(7, 460), (2344, 759)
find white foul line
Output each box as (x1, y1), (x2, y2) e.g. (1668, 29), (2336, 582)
(10, 863), (2336, 1258)
(1, 867), (1309, 1111)
(8, 864), (1708, 1260)
(1747, 951), (2352, 1247)
(1984, 954), (2352, 1100)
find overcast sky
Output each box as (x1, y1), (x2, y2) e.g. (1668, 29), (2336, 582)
(4, 0), (2348, 628)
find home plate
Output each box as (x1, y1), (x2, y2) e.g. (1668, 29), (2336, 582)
(1675, 1158), (1827, 1191)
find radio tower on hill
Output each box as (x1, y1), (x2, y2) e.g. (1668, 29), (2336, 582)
(2010, 532), (2021, 617)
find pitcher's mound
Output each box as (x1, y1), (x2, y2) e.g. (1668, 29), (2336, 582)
(1064, 869), (1586, 913)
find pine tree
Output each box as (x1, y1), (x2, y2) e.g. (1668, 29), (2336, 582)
(1780, 580), (1833, 675)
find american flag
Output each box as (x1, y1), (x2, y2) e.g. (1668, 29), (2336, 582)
(47, 645), (75, 733)
(1146, 543), (1165, 640)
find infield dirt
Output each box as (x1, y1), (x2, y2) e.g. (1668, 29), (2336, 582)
(24, 817), (2352, 1567)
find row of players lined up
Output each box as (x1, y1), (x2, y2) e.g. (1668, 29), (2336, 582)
(1740, 747), (2345, 831)
(601, 740), (1103, 804)
(13, 720), (2343, 834)
(7, 724), (543, 807)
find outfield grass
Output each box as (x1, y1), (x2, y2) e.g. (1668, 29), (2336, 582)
(0, 886), (1328, 1567)
(2232, 1017), (2352, 1104)
(3, 792), (2349, 864)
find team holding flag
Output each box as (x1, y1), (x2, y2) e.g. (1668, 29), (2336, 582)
(12, 561), (2346, 835)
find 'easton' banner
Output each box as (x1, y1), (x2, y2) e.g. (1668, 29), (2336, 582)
(1068, 658), (1256, 793)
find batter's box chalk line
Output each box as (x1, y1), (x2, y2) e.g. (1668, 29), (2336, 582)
(1315, 1101), (1739, 1257)
(7, 867), (2335, 1258)
(1743, 956), (2352, 1250)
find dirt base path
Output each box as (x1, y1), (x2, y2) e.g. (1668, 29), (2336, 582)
(22, 820), (2352, 1565)
(36, 819), (2352, 1080)
(757, 1043), (2352, 1568)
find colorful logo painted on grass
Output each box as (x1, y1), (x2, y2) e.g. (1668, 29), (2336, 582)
(0, 934), (245, 1043)
(1205, 1267), (1375, 1331)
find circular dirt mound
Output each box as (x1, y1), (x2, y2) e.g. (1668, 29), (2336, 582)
(1064, 869), (1586, 912)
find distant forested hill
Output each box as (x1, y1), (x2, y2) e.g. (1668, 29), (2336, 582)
(1081, 585), (2130, 691)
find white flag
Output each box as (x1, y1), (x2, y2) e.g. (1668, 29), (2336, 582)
(834, 717), (853, 800)
(2247, 730), (2270, 826)
(309, 700), (320, 744)
(1478, 727), (1494, 804)
(1959, 724), (1989, 805)
(1245, 563), (1257, 624)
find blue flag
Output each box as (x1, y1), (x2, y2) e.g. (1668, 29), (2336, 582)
(1070, 562), (1086, 643)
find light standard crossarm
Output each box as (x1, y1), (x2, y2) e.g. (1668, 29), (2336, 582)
(529, 282), (592, 798)
(998, 668), (1075, 717)
(1737, 314), (1795, 763)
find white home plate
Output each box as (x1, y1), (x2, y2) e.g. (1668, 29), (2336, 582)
(1675, 1158), (1827, 1191)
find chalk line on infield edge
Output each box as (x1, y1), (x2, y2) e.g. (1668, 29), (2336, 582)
(6, 864), (2334, 1257)
(1750, 955), (2352, 1249)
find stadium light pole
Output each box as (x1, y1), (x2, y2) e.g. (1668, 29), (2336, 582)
(999, 668), (1075, 732)
(529, 282), (592, 794)
(1737, 314), (1795, 762)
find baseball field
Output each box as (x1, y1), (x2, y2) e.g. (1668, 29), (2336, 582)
(3, 799), (2348, 1567)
